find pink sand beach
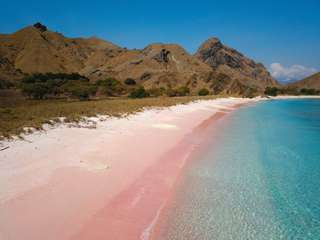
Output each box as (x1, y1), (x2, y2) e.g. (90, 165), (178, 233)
(0, 98), (261, 240)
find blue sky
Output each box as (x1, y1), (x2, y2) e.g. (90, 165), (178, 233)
(1, 0), (319, 81)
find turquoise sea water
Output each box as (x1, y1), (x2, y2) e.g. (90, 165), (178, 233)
(159, 99), (320, 240)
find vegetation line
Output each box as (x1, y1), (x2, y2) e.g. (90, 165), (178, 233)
(0, 95), (220, 139)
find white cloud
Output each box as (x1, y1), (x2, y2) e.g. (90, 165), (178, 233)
(270, 63), (317, 82)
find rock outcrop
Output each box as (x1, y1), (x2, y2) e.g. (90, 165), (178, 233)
(153, 49), (171, 63)
(33, 22), (47, 32)
(196, 38), (279, 94)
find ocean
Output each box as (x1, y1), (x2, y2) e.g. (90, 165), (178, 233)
(157, 99), (320, 240)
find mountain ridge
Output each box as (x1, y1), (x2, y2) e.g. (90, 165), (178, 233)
(288, 72), (320, 90)
(0, 23), (280, 95)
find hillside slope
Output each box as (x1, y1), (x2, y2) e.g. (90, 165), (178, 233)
(288, 72), (320, 90)
(0, 23), (121, 77)
(195, 38), (279, 94)
(86, 43), (215, 91)
(0, 23), (279, 95)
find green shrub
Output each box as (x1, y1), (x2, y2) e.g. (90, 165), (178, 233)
(129, 87), (150, 98)
(70, 85), (97, 101)
(166, 88), (178, 97)
(176, 86), (190, 96)
(0, 79), (14, 89)
(277, 87), (298, 95)
(243, 87), (258, 98)
(198, 88), (210, 96)
(96, 78), (125, 96)
(21, 83), (50, 99)
(21, 73), (91, 99)
(20, 73), (131, 100)
(22, 73), (87, 84)
(124, 78), (136, 85)
(300, 88), (319, 95)
(61, 81), (97, 100)
(264, 87), (279, 96)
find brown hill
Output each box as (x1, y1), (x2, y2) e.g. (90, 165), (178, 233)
(0, 23), (121, 78)
(288, 72), (320, 90)
(0, 23), (279, 95)
(86, 43), (215, 91)
(195, 38), (279, 94)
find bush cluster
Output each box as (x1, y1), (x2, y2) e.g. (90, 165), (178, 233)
(19, 74), (197, 100)
(0, 79), (14, 89)
(198, 88), (210, 96)
(21, 73), (93, 100)
(166, 86), (190, 97)
(264, 87), (279, 96)
(264, 87), (320, 96)
(300, 88), (320, 95)
(95, 78), (125, 96)
(129, 87), (150, 98)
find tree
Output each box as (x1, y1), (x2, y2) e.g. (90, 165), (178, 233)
(198, 88), (210, 96)
(176, 86), (190, 96)
(264, 87), (279, 96)
(243, 87), (258, 98)
(21, 83), (50, 99)
(0, 79), (14, 89)
(300, 88), (319, 95)
(129, 87), (150, 98)
(21, 73), (92, 99)
(70, 86), (96, 100)
(95, 78), (125, 96)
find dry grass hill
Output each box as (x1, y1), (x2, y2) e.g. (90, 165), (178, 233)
(288, 72), (320, 90)
(0, 22), (280, 95)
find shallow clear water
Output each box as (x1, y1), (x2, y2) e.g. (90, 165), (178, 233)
(159, 99), (320, 240)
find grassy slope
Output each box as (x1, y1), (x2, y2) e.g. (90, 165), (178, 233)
(0, 95), (219, 138)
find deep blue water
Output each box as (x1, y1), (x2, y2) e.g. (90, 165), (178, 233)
(159, 99), (320, 240)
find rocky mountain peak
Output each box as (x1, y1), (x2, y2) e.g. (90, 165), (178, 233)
(33, 22), (47, 32)
(196, 37), (241, 68)
(153, 48), (171, 63)
(200, 37), (223, 49)
(195, 37), (279, 91)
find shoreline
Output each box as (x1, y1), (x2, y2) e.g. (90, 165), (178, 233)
(272, 95), (320, 99)
(148, 108), (242, 240)
(0, 97), (266, 240)
(2, 94), (320, 140)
